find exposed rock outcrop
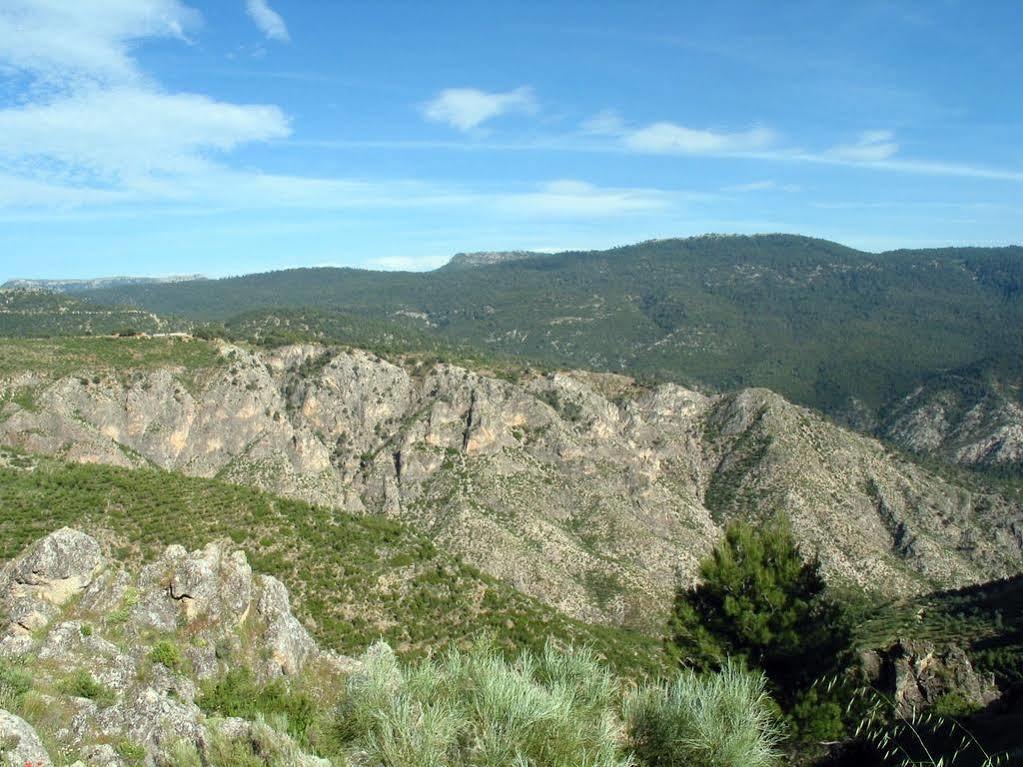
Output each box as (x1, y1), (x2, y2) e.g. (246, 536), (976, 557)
(0, 529), (351, 766)
(0, 528), (104, 656)
(0, 709), (48, 767)
(860, 639), (1001, 716)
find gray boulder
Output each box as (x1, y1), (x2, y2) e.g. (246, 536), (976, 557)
(0, 528), (104, 657)
(0, 709), (49, 767)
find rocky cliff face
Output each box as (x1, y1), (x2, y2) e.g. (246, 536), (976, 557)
(1, 340), (1020, 627)
(0, 528), (347, 767)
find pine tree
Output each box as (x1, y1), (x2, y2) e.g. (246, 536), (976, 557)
(667, 518), (851, 699)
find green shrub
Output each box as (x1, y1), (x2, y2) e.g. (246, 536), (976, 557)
(59, 669), (116, 707)
(930, 691), (984, 719)
(624, 660), (781, 767)
(0, 660), (32, 709)
(668, 519), (851, 695)
(150, 639), (183, 671)
(170, 716), (305, 767)
(198, 668), (315, 743)
(116, 739), (147, 767)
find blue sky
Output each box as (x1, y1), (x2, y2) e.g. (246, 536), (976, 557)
(1, 0), (1021, 280)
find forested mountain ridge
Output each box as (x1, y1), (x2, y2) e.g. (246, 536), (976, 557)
(76, 234), (1023, 418)
(1, 274), (206, 292)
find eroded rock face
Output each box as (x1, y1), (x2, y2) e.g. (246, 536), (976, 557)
(880, 364), (1023, 473)
(861, 639), (1001, 716)
(1, 342), (1020, 627)
(0, 529), (351, 766)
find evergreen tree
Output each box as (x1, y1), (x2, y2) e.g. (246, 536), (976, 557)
(668, 519), (851, 700)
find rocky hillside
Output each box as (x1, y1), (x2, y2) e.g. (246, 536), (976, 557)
(441, 250), (546, 269)
(0, 449), (666, 675)
(1, 337), (1020, 630)
(878, 356), (1023, 473)
(0, 528), (346, 767)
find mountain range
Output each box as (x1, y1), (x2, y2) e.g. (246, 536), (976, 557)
(6, 233), (1022, 475)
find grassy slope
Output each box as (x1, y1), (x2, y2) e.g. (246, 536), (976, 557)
(0, 448), (667, 678)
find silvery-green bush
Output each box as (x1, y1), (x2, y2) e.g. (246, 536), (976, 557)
(333, 641), (781, 767)
(333, 640), (628, 767)
(624, 660), (782, 767)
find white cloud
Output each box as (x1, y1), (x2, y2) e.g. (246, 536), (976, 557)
(423, 87), (537, 132)
(0, 0), (199, 88)
(826, 130), (899, 162)
(245, 0), (290, 42)
(0, 1), (289, 199)
(624, 122), (776, 155)
(0, 87), (290, 179)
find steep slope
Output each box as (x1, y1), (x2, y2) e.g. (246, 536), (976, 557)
(0, 337), (1019, 632)
(0, 449), (664, 675)
(879, 356), (1023, 474)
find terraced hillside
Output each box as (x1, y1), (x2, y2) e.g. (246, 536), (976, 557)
(0, 289), (173, 337)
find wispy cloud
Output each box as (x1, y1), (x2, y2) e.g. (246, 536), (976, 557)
(0, 87), (290, 179)
(724, 180), (802, 193)
(623, 122), (776, 155)
(580, 109), (625, 135)
(0, 0), (297, 212)
(495, 179), (674, 217)
(245, 0), (290, 42)
(824, 130), (898, 162)
(422, 87), (537, 132)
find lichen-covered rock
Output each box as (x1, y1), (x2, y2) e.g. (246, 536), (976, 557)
(0, 530), (351, 767)
(255, 576), (317, 678)
(136, 541), (252, 632)
(0, 709), (49, 767)
(0, 528), (105, 657)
